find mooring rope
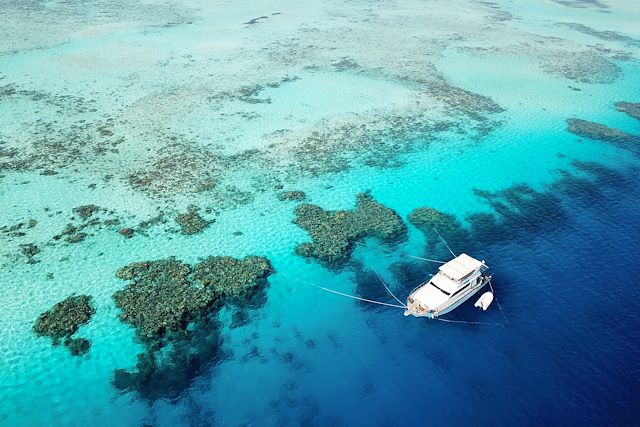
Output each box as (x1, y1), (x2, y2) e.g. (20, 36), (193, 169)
(281, 273), (407, 309)
(354, 242), (446, 264)
(433, 227), (457, 258)
(281, 270), (508, 326)
(405, 254), (446, 264)
(488, 278), (509, 324)
(369, 266), (407, 308)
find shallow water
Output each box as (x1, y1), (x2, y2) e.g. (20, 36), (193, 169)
(1, 0), (639, 425)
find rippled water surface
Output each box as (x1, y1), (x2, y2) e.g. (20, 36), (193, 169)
(1, 0), (639, 425)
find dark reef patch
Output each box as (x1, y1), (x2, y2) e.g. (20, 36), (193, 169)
(396, 160), (635, 286)
(19, 243), (40, 264)
(39, 205), (125, 248)
(567, 118), (640, 154)
(408, 207), (470, 251)
(112, 255), (274, 399)
(126, 137), (225, 200)
(33, 295), (94, 356)
(404, 184), (567, 267)
(332, 57), (360, 71)
(175, 205), (212, 235)
(278, 190), (307, 201)
(113, 259), (216, 339)
(65, 337), (91, 356)
(615, 102), (640, 121)
(243, 16), (268, 26)
(192, 256), (274, 300)
(1, 219), (37, 239)
(352, 262), (397, 311)
(427, 80), (505, 122)
(551, 0), (609, 10)
(558, 23), (639, 46)
(293, 192), (407, 268)
(73, 204), (100, 220)
(118, 227), (135, 238)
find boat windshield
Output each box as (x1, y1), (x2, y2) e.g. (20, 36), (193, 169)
(430, 281), (450, 296)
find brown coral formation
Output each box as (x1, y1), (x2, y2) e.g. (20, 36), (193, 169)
(293, 192), (407, 268)
(33, 295), (95, 356)
(174, 205), (212, 235)
(112, 255), (274, 399)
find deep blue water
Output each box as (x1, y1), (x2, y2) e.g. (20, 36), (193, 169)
(252, 163), (640, 427)
(156, 161), (640, 427)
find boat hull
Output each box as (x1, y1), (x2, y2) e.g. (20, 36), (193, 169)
(407, 276), (491, 318)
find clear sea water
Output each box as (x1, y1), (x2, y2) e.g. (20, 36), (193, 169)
(1, 0), (639, 425)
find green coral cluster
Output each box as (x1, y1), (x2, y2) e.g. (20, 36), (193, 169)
(112, 255), (274, 399)
(114, 259), (216, 340)
(294, 192), (407, 268)
(33, 295), (95, 356)
(193, 256), (274, 299)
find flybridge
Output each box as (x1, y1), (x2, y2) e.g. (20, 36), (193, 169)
(438, 253), (486, 283)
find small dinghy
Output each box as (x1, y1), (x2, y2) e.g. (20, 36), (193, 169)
(474, 291), (494, 311)
(404, 253), (492, 318)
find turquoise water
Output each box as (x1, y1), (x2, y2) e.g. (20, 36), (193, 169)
(1, 0), (639, 425)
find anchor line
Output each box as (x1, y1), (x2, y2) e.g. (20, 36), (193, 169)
(405, 255), (446, 264)
(488, 278), (509, 324)
(353, 242), (446, 264)
(281, 273), (407, 309)
(433, 227), (457, 258)
(369, 266), (407, 308)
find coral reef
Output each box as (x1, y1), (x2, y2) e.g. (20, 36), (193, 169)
(113, 316), (223, 400)
(19, 243), (40, 264)
(192, 256), (274, 299)
(542, 50), (621, 84)
(567, 118), (640, 154)
(408, 208), (467, 239)
(278, 190), (307, 201)
(615, 102), (640, 121)
(65, 337), (91, 356)
(118, 227), (135, 238)
(293, 192), (407, 268)
(112, 255), (274, 399)
(174, 205), (212, 235)
(558, 23), (640, 46)
(113, 259), (216, 339)
(72, 204), (100, 220)
(33, 295), (94, 356)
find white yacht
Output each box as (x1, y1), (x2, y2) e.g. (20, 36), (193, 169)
(404, 253), (491, 318)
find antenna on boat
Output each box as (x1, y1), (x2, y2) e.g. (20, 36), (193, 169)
(433, 228), (457, 258)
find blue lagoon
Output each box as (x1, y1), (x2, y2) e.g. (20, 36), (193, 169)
(1, 0), (639, 425)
